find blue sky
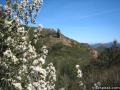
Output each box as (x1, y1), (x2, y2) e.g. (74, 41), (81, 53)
(35, 0), (120, 44)
(1, 0), (120, 44)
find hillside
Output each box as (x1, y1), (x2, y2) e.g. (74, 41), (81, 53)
(28, 28), (120, 89)
(28, 28), (99, 89)
(1, 22), (120, 89)
(0, 23), (120, 89)
(29, 28), (94, 64)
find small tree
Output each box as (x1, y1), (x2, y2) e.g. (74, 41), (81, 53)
(57, 28), (61, 38)
(98, 40), (120, 67)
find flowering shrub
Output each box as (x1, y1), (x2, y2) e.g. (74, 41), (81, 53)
(75, 65), (86, 90)
(0, 0), (56, 90)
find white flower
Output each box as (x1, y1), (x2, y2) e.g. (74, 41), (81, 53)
(43, 49), (48, 55)
(28, 44), (36, 53)
(94, 83), (99, 88)
(3, 49), (13, 58)
(52, 74), (56, 81)
(17, 27), (25, 34)
(33, 82), (40, 88)
(77, 69), (83, 78)
(75, 65), (80, 69)
(12, 55), (18, 63)
(5, 19), (13, 27)
(39, 80), (47, 89)
(7, 37), (12, 41)
(13, 83), (22, 90)
(33, 59), (39, 65)
(42, 45), (47, 49)
(21, 36), (27, 41)
(39, 57), (45, 65)
(79, 81), (84, 86)
(22, 65), (27, 72)
(34, 34), (38, 38)
(27, 83), (33, 90)
(16, 76), (22, 81)
(94, 82), (101, 88)
(31, 66), (46, 77)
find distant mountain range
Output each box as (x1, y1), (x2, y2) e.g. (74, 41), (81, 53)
(91, 42), (120, 48)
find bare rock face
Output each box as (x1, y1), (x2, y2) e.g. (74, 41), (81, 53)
(90, 49), (99, 59)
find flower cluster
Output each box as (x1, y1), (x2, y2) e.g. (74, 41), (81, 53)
(46, 63), (56, 90)
(75, 65), (86, 90)
(3, 48), (18, 62)
(76, 65), (83, 78)
(1, 25), (56, 90)
(93, 82), (101, 89)
(27, 45), (48, 90)
(33, 24), (43, 44)
(4, 0), (43, 24)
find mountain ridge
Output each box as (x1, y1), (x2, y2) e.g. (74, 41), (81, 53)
(91, 42), (120, 48)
